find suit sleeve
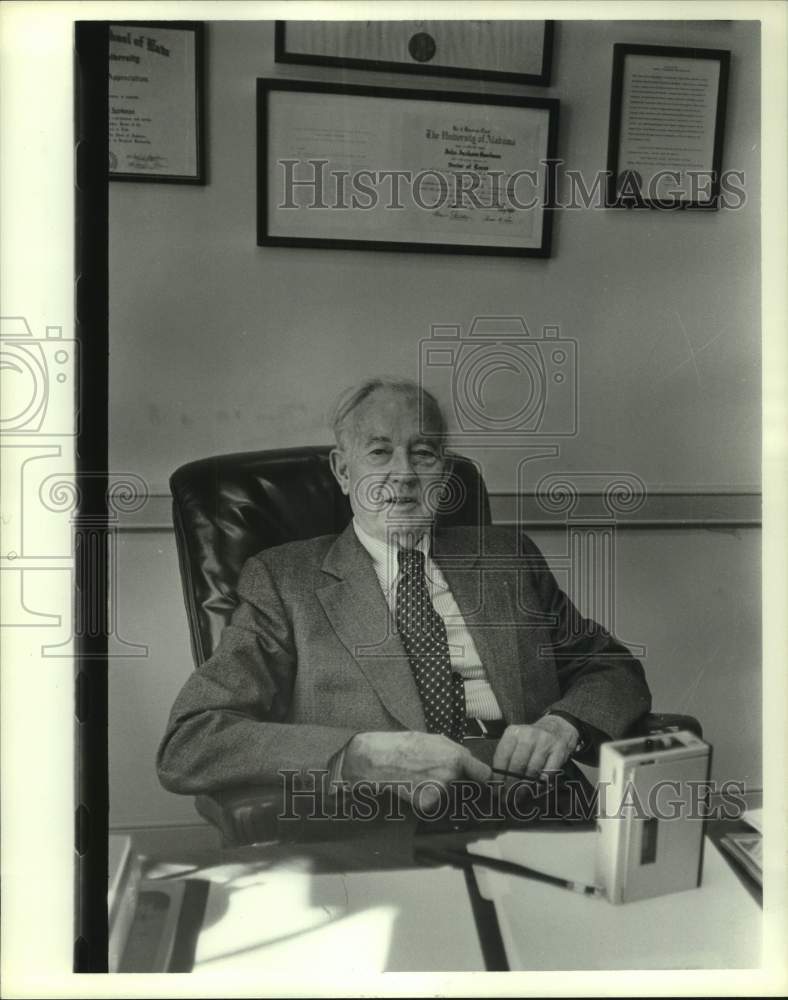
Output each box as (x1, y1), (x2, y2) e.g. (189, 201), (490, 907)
(156, 554), (358, 795)
(521, 532), (652, 740)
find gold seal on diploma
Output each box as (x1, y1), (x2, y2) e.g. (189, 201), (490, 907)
(408, 32), (436, 63)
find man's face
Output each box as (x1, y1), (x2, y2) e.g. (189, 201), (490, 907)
(330, 387), (447, 545)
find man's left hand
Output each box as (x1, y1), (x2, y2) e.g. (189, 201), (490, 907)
(492, 715), (579, 780)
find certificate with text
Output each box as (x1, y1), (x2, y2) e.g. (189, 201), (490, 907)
(276, 20), (553, 86)
(259, 81), (559, 257)
(109, 22), (204, 183)
(606, 44), (730, 209)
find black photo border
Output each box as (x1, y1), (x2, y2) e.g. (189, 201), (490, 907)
(605, 43), (731, 210)
(75, 20), (110, 971)
(257, 79), (560, 258)
(274, 20), (554, 87)
(108, 20), (207, 185)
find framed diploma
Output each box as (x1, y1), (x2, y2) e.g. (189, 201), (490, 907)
(275, 20), (553, 87)
(606, 44), (730, 210)
(109, 22), (206, 184)
(258, 80), (559, 258)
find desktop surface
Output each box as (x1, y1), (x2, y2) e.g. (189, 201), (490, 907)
(118, 791), (762, 974)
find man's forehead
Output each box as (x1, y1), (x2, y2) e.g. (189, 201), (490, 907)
(353, 388), (441, 437)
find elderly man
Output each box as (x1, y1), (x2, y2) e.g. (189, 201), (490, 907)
(157, 378), (651, 799)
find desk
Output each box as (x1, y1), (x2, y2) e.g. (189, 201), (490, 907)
(472, 829), (760, 969)
(121, 808), (762, 973)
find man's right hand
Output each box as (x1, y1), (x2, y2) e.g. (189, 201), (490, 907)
(342, 731), (492, 808)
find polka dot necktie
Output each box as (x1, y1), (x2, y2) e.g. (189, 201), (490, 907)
(395, 547), (466, 743)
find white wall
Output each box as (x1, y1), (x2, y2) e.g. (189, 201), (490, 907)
(108, 19), (761, 828)
(109, 19), (760, 494)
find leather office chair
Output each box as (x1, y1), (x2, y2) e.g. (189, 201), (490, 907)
(170, 445), (701, 845)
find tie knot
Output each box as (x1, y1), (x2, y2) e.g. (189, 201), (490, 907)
(397, 546), (425, 576)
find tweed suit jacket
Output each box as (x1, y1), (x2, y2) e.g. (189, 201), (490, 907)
(157, 523), (651, 795)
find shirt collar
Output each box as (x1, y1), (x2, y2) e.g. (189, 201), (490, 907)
(353, 518), (430, 588)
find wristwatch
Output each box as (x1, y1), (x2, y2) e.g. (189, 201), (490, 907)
(547, 710), (589, 756)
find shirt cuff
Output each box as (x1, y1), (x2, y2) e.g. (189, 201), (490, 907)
(327, 745), (347, 787)
(326, 734), (360, 792)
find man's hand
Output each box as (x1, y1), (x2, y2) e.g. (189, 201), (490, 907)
(492, 715), (579, 780)
(343, 731), (492, 806)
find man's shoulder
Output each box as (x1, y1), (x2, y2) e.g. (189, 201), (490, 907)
(236, 531), (352, 608)
(247, 533), (340, 573)
(437, 523), (534, 554)
(236, 534), (337, 592)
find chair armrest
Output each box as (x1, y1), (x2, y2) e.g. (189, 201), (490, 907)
(196, 782), (373, 848)
(195, 786), (284, 847)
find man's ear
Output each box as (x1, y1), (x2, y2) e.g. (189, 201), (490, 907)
(329, 447), (350, 495)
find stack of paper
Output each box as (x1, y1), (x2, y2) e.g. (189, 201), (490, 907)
(108, 834), (142, 972)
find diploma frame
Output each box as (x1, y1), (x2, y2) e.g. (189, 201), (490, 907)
(606, 44), (730, 210)
(109, 21), (206, 184)
(257, 79), (559, 258)
(274, 20), (554, 86)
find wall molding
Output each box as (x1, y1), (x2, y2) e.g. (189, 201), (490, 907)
(115, 490), (762, 533)
(491, 491), (761, 528)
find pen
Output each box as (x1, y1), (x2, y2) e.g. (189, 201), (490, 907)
(415, 845), (604, 897)
(490, 767), (555, 792)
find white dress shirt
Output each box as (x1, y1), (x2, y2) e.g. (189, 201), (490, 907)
(353, 519), (502, 721)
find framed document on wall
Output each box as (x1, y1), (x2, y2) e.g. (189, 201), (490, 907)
(606, 44), (730, 209)
(275, 20), (554, 86)
(109, 21), (206, 183)
(258, 80), (559, 258)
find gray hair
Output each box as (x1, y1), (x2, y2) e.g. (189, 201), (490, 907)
(330, 377), (447, 449)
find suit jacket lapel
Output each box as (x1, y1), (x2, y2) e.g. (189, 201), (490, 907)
(317, 524), (426, 731)
(432, 530), (525, 725)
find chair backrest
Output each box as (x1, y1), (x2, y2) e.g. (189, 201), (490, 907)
(170, 445), (492, 666)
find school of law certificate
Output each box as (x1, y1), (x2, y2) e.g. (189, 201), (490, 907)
(109, 25), (199, 179)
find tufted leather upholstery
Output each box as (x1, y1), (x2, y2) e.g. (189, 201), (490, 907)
(170, 445), (491, 667)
